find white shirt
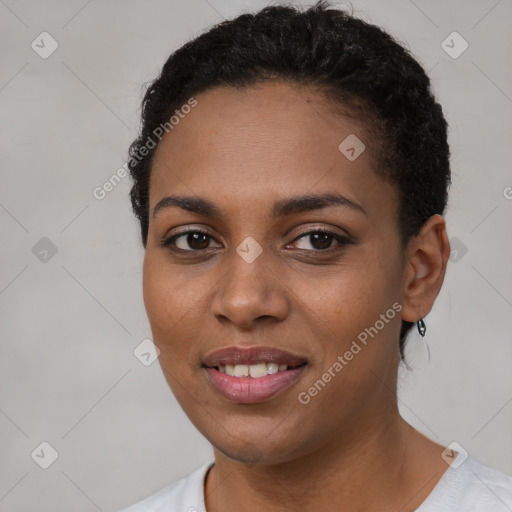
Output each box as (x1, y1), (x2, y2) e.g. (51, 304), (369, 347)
(119, 453), (512, 511)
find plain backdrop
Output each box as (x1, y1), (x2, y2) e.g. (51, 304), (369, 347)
(1, 0), (511, 510)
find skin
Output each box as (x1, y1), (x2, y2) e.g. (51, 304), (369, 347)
(142, 80), (451, 512)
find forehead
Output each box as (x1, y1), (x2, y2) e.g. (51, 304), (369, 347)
(149, 81), (398, 223)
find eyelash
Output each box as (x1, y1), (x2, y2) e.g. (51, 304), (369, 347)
(160, 227), (351, 255)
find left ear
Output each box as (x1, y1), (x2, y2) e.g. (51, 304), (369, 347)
(400, 214), (451, 323)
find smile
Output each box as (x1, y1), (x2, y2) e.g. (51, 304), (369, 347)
(217, 362), (297, 377)
(202, 346), (308, 404)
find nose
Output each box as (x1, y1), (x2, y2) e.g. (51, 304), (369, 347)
(210, 245), (290, 330)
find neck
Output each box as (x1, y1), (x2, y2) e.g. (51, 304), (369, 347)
(204, 411), (442, 512)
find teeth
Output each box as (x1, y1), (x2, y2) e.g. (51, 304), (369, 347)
(267, 363), (279, 374)
(234, 364), (249, 377)
(216, 363), (292, 377)
(249, 363), (267, 378)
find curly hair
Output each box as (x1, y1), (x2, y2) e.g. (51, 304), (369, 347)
(127, 0), (451, 360)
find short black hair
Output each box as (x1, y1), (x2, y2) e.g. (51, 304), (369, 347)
(127, 0), (451, 360)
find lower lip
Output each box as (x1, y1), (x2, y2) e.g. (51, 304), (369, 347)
(204, 365), (307, 404)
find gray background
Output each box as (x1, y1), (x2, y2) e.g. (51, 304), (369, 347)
(0, 0), (511, 510)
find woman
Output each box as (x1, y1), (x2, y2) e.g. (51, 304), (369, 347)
(120, 2), (512, 510)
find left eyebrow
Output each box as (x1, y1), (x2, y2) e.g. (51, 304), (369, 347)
(152, 192), (367, 219)
(271, 192), (367, 218)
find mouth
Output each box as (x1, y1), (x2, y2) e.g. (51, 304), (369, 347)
(202, 346), (308, 404)
(213, 361), (303, 377)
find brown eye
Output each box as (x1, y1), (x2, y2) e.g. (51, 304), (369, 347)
(162, 229), (220, 251)
(291, 229), (351, 252)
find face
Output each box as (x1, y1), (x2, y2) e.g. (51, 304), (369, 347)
(143, 81), (408, 464)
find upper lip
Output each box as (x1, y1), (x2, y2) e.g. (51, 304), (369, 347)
(202, 346), (308, 368)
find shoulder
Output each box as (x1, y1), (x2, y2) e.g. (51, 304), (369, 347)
(418, 454), (512, 511)
(118, 462), (213, 512)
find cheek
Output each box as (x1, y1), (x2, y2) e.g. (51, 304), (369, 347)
(305, 259), (392, 324)
(142, 250), (218, 375)
(142, 253), (192, 356)
(300, 252), (402, 367)
(142, 255), (207, 406)
(142, 255), (171, 336)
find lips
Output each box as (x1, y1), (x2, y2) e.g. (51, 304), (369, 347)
(202, 346), (308, 404)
